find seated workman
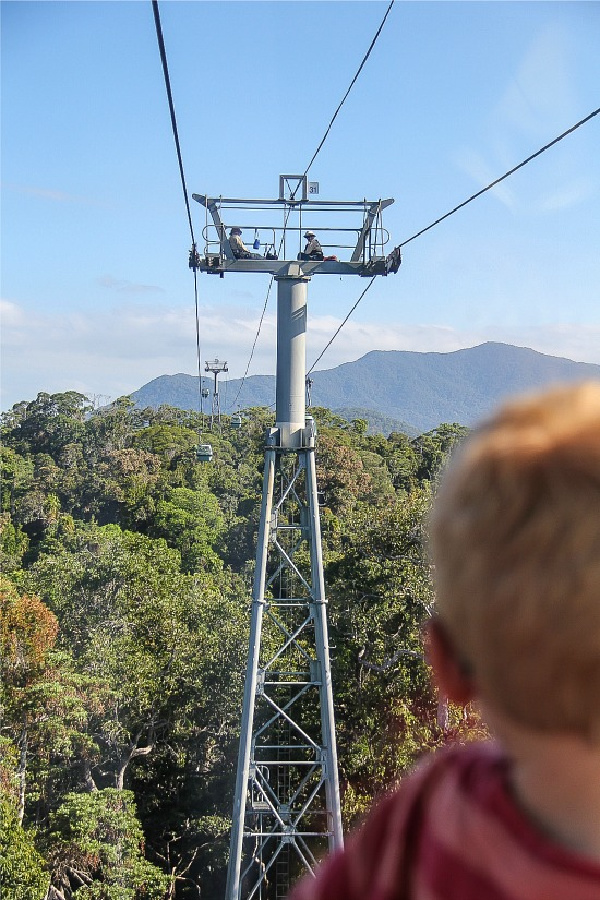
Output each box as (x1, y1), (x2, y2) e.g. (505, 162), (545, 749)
(298, 230), (324, 261)
(229, 227), (262, 260)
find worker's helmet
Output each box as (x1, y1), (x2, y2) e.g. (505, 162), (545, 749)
(304, 230), (315, 238)
(230, 226), (242, 235)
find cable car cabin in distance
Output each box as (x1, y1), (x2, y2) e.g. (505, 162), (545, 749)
(196, 443), (213, 463)
(191, 175), (393, 277)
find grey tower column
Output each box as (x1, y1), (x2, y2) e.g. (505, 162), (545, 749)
(275, 271), (309, 449)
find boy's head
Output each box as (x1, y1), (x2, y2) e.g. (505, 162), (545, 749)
(429, 382), (600, 740)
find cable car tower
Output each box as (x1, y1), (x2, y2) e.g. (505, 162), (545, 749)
(205, 358), (229, 428)
(192, 176), (394, 900)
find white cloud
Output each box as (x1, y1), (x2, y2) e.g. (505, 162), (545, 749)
(496, 24), (575, 138)
(2, 182), (108, 206)
(2, 299), (598, 411)
(539, 177), (596, 212)
(455, 23), (590, 215)
(96, 275), (166, 294)
(0, 299), (25, 326)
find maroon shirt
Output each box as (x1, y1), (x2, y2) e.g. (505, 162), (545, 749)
(290, 743), (600, 900)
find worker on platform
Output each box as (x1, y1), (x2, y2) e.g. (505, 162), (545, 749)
(229, 227), (262, 260)
(298, 230), (324, 261)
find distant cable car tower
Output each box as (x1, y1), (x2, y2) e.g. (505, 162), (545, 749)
(205, 358), (228, 428)
(193, 176), (394, 900)
(201, 386), (210, 411)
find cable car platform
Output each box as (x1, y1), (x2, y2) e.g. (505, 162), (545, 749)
(192, 180), (394, 279)
(197, 256), (388, 277)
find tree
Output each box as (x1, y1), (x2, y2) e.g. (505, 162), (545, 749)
(0, 578), (98, 828)
(132, 423), (197, 463)
(94, 448), (161, 527)
(0, 793), (49, 900)
(25, 524), (247, 796)
(48, 789), (168, 900)
(321, 488), (441, 820)
(3, 386), (480, 894)
(152, 486), (224, 573)
(1, 446), (35, 517)
(411, 423), (469, 483)
(1, 577), (59, 823)
(1, 512), (30, 574)
(4, 392), (90, 458)
(315, 433), (372, 516)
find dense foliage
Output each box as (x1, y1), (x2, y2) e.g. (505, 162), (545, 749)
(1, 391), (473, 898)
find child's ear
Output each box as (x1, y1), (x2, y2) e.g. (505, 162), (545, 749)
(424, 618), (475, 706)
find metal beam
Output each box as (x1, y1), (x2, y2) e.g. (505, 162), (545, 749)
(193, 193), (392, 209)
(198, 258), (386, 277)
(350, 198), (394, 262)
(275, 274), (309, 450)
(225, 275), (343, 900)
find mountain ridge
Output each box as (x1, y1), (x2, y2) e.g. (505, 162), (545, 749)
(131, 342), (600, 433)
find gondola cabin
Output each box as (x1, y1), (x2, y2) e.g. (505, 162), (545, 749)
(196, 443), (214, 463)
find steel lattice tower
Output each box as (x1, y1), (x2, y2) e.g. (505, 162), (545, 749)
(205, 358), (228, 428)
(192, 178), (395, 900)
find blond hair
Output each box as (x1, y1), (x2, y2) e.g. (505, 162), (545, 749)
(429, 382), (600, 738)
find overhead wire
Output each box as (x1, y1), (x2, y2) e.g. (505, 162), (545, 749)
(307, 278), (376, 376)
(301, 0), (395, 180)
(232, 0), (396, 407)
(308, 105), (600, 373)
(152, 0), (205, 421)
(399, 105), (600, 249)
(232, 278), (275, 409)
(153, 0), (598, 407)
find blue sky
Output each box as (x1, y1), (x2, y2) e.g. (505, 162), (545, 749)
(2, 0), (599, 410)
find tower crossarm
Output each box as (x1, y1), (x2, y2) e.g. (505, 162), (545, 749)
(191, 189), (394, 276)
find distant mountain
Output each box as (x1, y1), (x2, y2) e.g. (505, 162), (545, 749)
(131, 343), (600, 434)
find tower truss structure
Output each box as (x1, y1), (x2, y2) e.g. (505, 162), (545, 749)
(192, 177), (394, 899)
(227, 419), (342, 900)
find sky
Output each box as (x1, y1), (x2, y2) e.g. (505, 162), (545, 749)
(2, 0), (599, 411)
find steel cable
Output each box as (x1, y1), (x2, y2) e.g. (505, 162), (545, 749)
(399, 106), (600, 248)
(232, 2), (396, 407)
(308, 106), (600, 372)
(152, 0), (205, 418)
(302, 0), (395, 179)
(308, 278), (376, 376)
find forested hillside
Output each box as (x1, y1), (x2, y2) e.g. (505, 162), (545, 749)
(132, 343), (600, 433)
(1, 392), (480, 899)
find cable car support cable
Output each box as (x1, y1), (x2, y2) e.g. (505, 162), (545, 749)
(231, 0), (396, 408)
(152, 0), (209, 445)
(398, 105), (600, 250)
(301, 0), (395, 180)
(307, 277), (376, 376)
(308, 105), (600, 374)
